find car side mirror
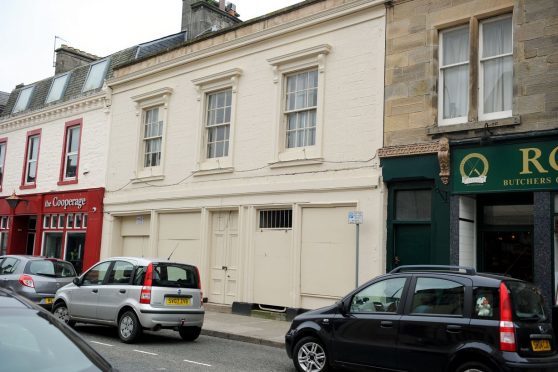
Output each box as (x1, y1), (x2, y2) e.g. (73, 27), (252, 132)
(73, 277), (81, 286)
(337, 300), (348, 315)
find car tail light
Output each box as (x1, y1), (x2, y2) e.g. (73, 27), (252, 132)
(140, 263), (153, 304)
(19, 274), (35, 288)
(195, 266), (203, 307)
(499, 281), (516, 352)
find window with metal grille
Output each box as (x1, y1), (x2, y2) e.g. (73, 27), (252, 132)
(259, 209), (292, 229)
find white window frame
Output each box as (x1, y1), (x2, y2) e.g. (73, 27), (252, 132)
(12, 86), (35, 113)
(478, 14), (513, 121)
(46, 73), (70, 103)
(0, 141), (7, 188)
(192, 69), (241, 173)
(24, 134), (40, 185)
(131, 88), (172, 181)
(438, 25), (470, 126)
(82, 59), (109, 92)
(268, 45), (330, 164)
(63, 124), (81, 181)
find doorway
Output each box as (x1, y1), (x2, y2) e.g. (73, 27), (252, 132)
(478, 194), (534, 282)
(208, 211), (239, 305)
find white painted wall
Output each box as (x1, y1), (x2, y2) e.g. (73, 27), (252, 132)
(0, 97), (108, 196)
(103, 1), (386, 308)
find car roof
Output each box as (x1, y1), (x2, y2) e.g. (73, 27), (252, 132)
(101, 256), (196, 266)
(385, 268), (525, 287)
(0, 255), (71, 263)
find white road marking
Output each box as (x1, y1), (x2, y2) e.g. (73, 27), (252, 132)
(183, 359), (212, 367)
(133, 349), (159, 356)
(90, 341), (114, 347)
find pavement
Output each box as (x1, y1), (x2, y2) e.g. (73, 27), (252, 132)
(201, 308), (291, 349)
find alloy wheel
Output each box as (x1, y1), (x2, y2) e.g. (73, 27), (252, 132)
(297, 341), (326, 372)
(120, 315), (134, 339)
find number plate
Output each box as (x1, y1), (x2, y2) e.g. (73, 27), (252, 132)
(44, 297), (54, 305)
(531, 339), (551, 352)
(165, 297), (190, 306)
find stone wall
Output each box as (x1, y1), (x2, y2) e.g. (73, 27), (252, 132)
(384, 0), (557, 147)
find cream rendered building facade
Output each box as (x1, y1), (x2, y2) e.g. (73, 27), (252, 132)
(103, 0), (386, 310)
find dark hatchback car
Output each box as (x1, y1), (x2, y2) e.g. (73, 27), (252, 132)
(0, 255), (76, 309)
(0, 287), (115, 372)
(285, 266), (558, 372)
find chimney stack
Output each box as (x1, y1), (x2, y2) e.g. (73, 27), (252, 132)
(55, 45), (98, 74)
(219, 0), (225, 11)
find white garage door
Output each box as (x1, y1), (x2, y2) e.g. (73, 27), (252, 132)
(157, 212), (201, 265)
(301, 206), (355, 309)
(121, 215), (150, 257)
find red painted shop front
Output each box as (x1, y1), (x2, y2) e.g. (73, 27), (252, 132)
(0, 188), (104, 274)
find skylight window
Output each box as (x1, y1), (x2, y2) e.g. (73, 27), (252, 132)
(46, 73), (70, 103)
(82, 59), (109, 92)
(12, 86), (34, 113)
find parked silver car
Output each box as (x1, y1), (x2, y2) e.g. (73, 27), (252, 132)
(0, 255), (77, 309)
(53, 257), (204, 343)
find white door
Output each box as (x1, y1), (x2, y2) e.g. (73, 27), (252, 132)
(208, 211), (238, 304)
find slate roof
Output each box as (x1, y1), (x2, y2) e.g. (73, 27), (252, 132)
(0, 33), (187, 120)
(0, 92), (8, 115)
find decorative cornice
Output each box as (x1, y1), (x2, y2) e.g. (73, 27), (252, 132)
(378, 142), (440, 158)
(379, 138), (451, 185)
(0, 93), (106, 134)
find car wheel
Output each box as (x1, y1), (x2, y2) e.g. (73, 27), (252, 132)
(52, 302), (76, 327)
(178, 326), (201, 341)
(118, 310), (142, 343)
(293, 336), (329, 372)
(456, 361), (494, 372)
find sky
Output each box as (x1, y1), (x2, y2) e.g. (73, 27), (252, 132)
(0, 0), (302, 93)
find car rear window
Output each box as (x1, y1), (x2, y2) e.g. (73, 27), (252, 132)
(506, 281), (546, 321)
(134, 263), (199, 289)
(27, 260), (76, 278)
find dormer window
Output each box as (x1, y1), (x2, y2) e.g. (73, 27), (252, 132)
(12, 86), (34, 113)
(46, 73), (70, 103)
(82, 59), (109, 92)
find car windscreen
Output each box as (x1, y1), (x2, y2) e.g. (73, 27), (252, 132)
(0, 311), (103, 371)
(152, 263), (199, 289)
(506, 281), (546, 321)
(27, 260), (76, 278)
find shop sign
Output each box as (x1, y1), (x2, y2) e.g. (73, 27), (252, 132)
(44, 196), (87, 210)
(452, 140), (558, 193)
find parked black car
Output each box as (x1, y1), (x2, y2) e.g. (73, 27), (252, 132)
(285, 265), (558, 372)
(0, 287), (115, 371)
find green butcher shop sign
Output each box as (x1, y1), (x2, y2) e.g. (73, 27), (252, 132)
(452, 139), (558, 193)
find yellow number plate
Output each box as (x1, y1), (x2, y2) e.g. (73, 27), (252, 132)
(165, 297), (190, 306)
(531, 339), (551, 352)
(44, 298), (54, 305)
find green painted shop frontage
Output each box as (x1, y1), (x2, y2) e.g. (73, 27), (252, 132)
(451, 136), (558, 310)
(381, 154), (451, 271)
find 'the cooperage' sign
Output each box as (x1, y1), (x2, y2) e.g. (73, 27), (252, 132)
(452, 139), (558, 193)
(44, 196), (87, 210)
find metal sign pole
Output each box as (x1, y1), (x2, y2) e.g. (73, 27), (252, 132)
(356, 223), (360, 288)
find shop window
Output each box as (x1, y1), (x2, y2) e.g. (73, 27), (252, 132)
(259, 209), (292, 229)
(75, 214), (83, 229)
(43, 232), (63, 258)
(43, 215), (51, 229)
(0, 217), (9, 229)
(65, 232), (85, 274)
(66, 214), (74, 229)
(82, 214), (88, 228)
(58, 215), (65, 229)
(51, 215), (59, 229)
(395, 189), (432, 221)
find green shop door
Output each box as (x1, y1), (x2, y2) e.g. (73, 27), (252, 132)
(394, 224), (432, 266)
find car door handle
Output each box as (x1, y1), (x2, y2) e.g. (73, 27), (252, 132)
(381, 321), (394, 328)
(91, 289), (98, 293)
(119, 289), (126, 294)
(446, 325), (462, 333)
